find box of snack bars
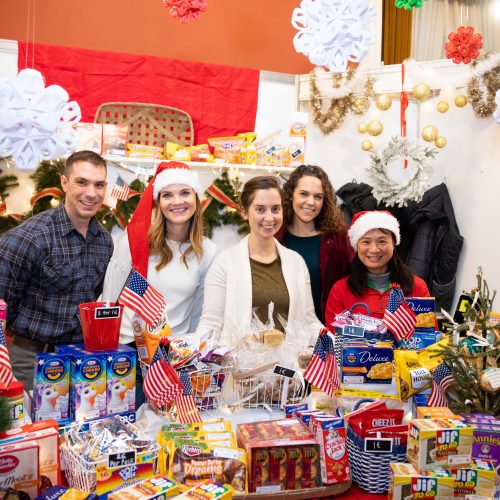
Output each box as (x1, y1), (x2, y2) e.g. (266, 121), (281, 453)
(388, 462), (454, 499)
(236, 419), (321, 493)
(452, 458), (496, 499)
(175, 479), (233, 499)
(397, 331), (442, 350)
(416, 407), (459, 420)
(407, 418), (473, 470)
(341, 341), (394, 384)
(108, 475), (179, 499)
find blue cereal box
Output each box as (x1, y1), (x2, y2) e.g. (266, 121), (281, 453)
(406, 297), (436, 332)
(341, 341), (394, 384)
(69, 348), (107, 421)
(106, 344), (136, 415)
(33, 353), (70, 422)
(397, 331), (443, 350)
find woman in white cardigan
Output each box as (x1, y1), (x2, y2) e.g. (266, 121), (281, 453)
(196, 176), (323, 347)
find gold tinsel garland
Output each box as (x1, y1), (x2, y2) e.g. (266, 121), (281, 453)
(310, 68), (374, 135)
(466, 52), (500, 118)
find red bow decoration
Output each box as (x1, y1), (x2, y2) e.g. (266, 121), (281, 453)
(445, 26), (483, 65)
(163, 0), (207, 23)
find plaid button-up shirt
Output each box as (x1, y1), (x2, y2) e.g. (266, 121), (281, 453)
(0, 203), (113, 344)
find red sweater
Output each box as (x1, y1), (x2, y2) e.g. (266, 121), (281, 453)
(324, 275), (430, 331)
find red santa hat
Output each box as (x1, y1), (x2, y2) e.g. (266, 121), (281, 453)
(127, 161), (202, 278)
(348, 210), (400, 249)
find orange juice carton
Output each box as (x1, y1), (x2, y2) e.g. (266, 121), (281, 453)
(388, 463), (455, 499)
(75, 122), (103, 153)
(102, 124), (128, 156)
(33, 353), (70, 423)
(0, 440), (39, 498)
(407, 418), (473, 471)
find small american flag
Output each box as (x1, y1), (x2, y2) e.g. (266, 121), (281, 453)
(176, 369), (202, 423)
(0, 322), (13, 386)
(383, 284), (416, 342)
(427, 362), (454, 407)
(111, 175), (131, 201)
(143, 347), (183, 408)
(304, 329), (340, 396)
(119, 270), (166, 328)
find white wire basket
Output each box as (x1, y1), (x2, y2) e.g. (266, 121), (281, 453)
(232, 362), (306, 410)
(60, 423), (159, 493)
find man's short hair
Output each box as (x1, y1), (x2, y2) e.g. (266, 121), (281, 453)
(65, 151), (107, 177)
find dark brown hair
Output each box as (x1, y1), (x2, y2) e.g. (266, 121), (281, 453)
(282, 164), (345, 234)
(240, 176), (282, 211)
(65, 150), (107, 177)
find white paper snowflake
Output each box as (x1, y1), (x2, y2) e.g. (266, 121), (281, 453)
(0, 69), (81, 171)
(291, 0), (376, 73)
(494, 89), (500, 125)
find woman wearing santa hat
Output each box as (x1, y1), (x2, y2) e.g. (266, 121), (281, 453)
(196, 175), (323, 347)
(324, 210), (429, 328)
(102, 161), (217, 346)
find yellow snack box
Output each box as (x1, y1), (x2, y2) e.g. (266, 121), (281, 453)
(407, 418), (473, 471)
(417, 407), (459, 419)
(108, 475), (179, 498)
(175, 479), (233, 499)
(452, 458), (496, 499)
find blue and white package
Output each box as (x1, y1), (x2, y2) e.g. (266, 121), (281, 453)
(397, 331), (443, 350)
(69, 348), (107, 421)
(106, 344), (136, 415)
(33, 353), (70, 422)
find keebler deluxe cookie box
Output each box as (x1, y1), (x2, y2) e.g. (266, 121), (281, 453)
(341, 341), (394, 384)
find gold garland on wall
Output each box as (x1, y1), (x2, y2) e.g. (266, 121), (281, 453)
(466, 52), (500, 119)
(310, 67), (374, 135)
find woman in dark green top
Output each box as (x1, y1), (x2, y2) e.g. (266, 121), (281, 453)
(276, 165), (353, 323)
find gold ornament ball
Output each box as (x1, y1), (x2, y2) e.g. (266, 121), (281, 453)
(361, 140), (374, 152)
(367, 120), (383, 136)
(357, 123), (368, 134)
(455, 95), (468, 107)
(354, 97), (367, 110)
(413, 82), (431, 101)
(375, 94), (392, 111)
(421, 125), (438, 142)
(434, 136), (447, 148)
(437, 101), (449, 113)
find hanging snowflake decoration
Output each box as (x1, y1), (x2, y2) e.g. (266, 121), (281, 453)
(291, 0), (376, 73)
(0, 69), (80, 172)
(395, 0), (427, 9)
(494, 90), (500, 125)
(367, 136), (437, 207)
(163, 0), (207, 23)
(445, 26), (483, 65)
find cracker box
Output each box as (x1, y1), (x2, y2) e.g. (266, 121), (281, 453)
(341, 341), (394, 384)
(106, 344), (136, 415)
(388, 463), (455, 499)
(398, 331), (442, 350)
(69, 348), (107, 421)
(108, 475), (179, 499)
(407, 419), (473, 470)
(102, 123), (128, 156)
(236, 419), (321, 492)
(407, 297), (436, 332)
(0, 440), (39, 499)
(312, 417), (350, 484)
(74, 122), (103, 153)
(452, 458), (496, 499)
(175, 479), (233, 499)
(0, 425), (60, 490)
(284, 402), (308, 418)
(32, 353), (71, 422)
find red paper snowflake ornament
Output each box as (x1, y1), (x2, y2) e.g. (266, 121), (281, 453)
(445, 26), (483, 64)
(163, 0), (207, 23)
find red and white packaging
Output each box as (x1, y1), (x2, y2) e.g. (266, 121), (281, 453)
(0, 440), (39, 498)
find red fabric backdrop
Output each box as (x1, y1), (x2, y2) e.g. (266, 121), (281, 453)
(18, 42), (260, 145)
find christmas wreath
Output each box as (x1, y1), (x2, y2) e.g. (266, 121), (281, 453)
(367, 136), (437, 207)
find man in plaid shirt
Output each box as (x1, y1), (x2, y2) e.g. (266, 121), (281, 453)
(0, 151), (113, 390)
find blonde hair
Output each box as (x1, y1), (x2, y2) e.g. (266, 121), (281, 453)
(147, 193), (204, 270)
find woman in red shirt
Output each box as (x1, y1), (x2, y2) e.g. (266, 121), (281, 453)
(325, 210), (429, 329)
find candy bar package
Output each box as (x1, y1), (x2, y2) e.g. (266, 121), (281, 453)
(407, 418), (473, 470)
(388, 463), (454, 499)
(236, 419), (320, 492)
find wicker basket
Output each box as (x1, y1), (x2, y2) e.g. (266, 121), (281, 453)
(94, 102), (194, 147)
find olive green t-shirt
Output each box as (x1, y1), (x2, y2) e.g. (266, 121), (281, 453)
(250, 256), (290, 331)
